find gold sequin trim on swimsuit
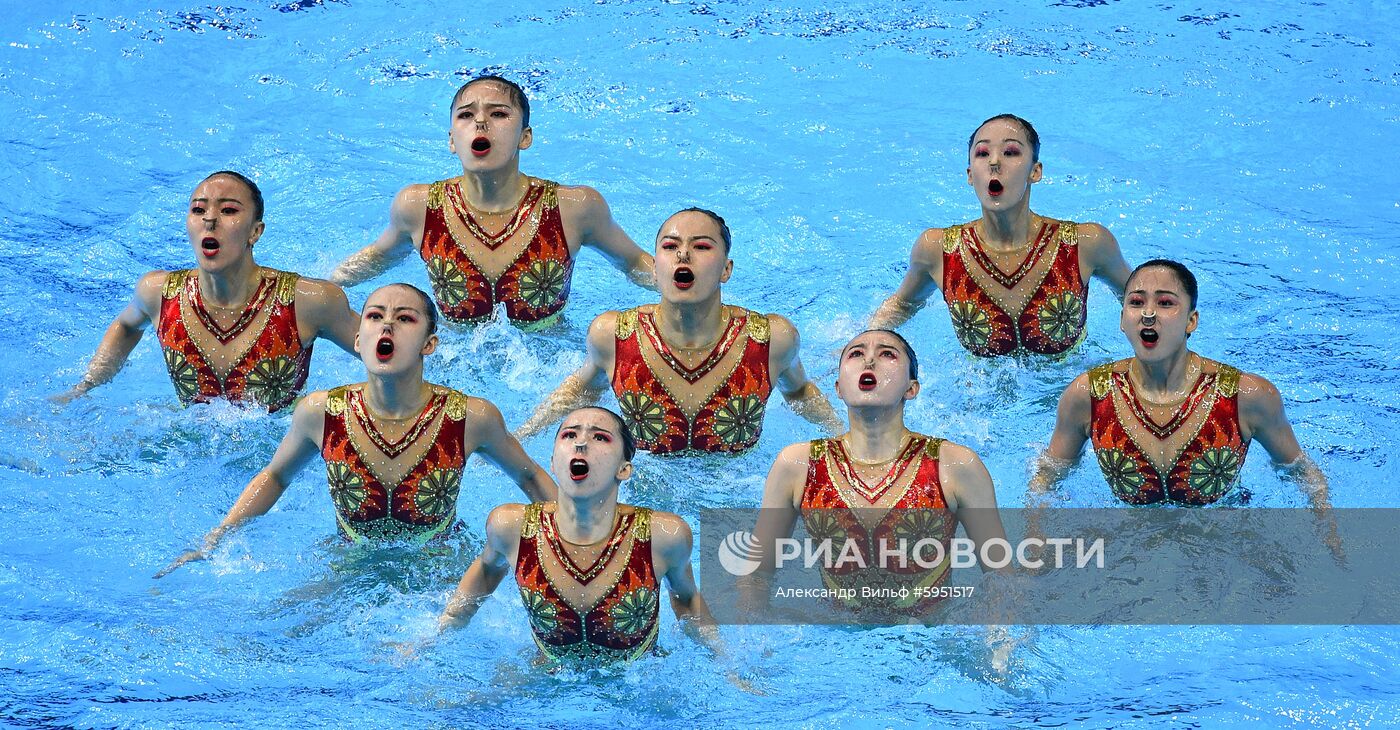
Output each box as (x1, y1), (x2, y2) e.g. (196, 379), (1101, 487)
(1089, 362), (1116, 400)
(616, 309), (639, 341)
(942, 225), (965, 255)
(923, 437), (944, 461)
(273, 270), (298, 305)
(443, 388), (469, 421)
(163, 270), (190, 300)
(427, 180), (446, 211)
(1216, 364), (1241, 398)
(745, 311), (770, 344)
(809, 439), (828, 461)
(326, 385), (348, 417)
(522, 502), (543, 540)
(631, 507), (652, 540)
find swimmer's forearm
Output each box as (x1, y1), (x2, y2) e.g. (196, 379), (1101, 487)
(439, 561), (507, 632)
(868, 296), (922, 331)
(329, 247), (398, 287)
(1028, 451), (1077, 497)
(783, 383), (843, 435)
(626, 258), (658, 291)
(1280, 453), (1331, 512)
(516, 374), (606, 440)
(73, 320), (145, 394)
(206, 471), (288, 546)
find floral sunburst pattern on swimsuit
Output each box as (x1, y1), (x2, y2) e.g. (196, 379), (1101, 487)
(714, 394), (764, 447)
(328, 462), (368, 515)
(803, 509), (845, 545)
(949, 301), (993, 352)
(608, 586), (658, 637)
(427, 256), (472, 310)
(518, 259), (567, 310)
(618, 392), (667, 443)
(163, 349), (199, 404)
(521, 587), (559, 636)
(1188, 447), (1241, 500)
(412, 467), (461, 520)
(246, 355), (297, 408)
(1097, 447), (1146, 501)
(1037, 291), (1084, 343)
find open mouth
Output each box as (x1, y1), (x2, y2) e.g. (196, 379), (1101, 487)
(858, 372), (878, 391)
(673, 267), (695, 290)
(375, 336), (395, 362)
(200, 237), (220, 257)
(1140, 328), (1159, 348)
(470, 136), (491, 157)
(569, 458), (590, 482)
(988, 179), (1004, 197)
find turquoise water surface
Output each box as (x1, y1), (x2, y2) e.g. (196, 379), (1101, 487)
(3, 0), (1399, 727)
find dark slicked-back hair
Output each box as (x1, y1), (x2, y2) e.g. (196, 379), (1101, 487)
(559, 406), (637, 462)
(378, 283), (440, 335)
(967, 113), (1041, 163)
(1128, 259), (1199, 310)
(657, 207), (732, 253)
(845, 329), (920, 381)
(201, 170), (264, 221)
(451, 74), (531, 128)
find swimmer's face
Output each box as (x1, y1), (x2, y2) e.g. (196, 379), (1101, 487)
(355, 285), (439, 374)
(966, 118), (1042, 210)
(552, 408), (632, 498)
(835, 331), (919, 407)
(186, 175), (264, 272)
(448, 80), (532, 171)
(1121, 266), (1197, 359)
(654, 210), (732, 302)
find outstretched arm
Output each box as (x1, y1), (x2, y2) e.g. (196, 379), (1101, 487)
(564, 185), (656, 290)
(768, 315), (843, 435)
(53, 271), (163, 404)
(439, 505), (523, 632)
(515, 313), (615, 439)
(1029, 374), (1093, 496)
(155, 393), (325, 577)
(1239, 373), (1331, 509)
(299, 278), (361, 355)
(328, 185), (425, 286)
(868, 228), (943, 331)
(1080, 223), (1131, 300)
(652, 513), (723, 649)
(741, 443), (808, 609)
(469, 399), (558, 502)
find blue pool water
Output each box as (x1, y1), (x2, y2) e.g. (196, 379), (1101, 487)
(4, 0), (1399, 726)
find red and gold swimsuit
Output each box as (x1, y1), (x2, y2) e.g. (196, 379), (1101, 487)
(800, 435), (956, 614)
(515, 503), (659, 663)
(941, 218), (1087, 357)
(419, 177), (573, 327)
(155, 268), (312, 411)
(321, 384), (469, 543)
(612, 306), (772, 454)
(1088, 360), (1248, 505)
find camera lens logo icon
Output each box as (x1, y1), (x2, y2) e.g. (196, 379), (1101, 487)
(718, 530), (762, 576)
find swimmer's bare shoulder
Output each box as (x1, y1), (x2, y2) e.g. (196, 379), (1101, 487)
(132, 270), (170, 318)
(585, 308), (625, 375)
(767, 441), (813, 507)
(645, 508), (694, 571)
(388, 182), (433, 241)
(935, 439), (996, 510)
(910, 225), (949, 288)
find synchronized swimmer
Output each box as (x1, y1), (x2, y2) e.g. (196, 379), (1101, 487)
(54, 73), (1337, 667)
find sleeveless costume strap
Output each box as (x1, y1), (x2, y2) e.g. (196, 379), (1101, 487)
(272, 269), (299, 305)
(942, 224), (966, 254)
(1215, 364), (1241, 397)
(745, 311), (770, 344)
(616, 308), (639, 340)
(163, 270), (190, 300)
(522, 502), (544, 539)
(1089, 362), (1116, 400)
(630, 507), (652, 540)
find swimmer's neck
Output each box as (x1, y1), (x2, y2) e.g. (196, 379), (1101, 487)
(655, 295), (726, 349)
(554, 490), (620, 545)
(197, 257), (262, 308)
(841, 410), (911, 461)
(362, 370), (433, 419)
(456, 164), (529, 212)
(977, 205), (1037, 252)
(1131, 350), (1197, 400)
